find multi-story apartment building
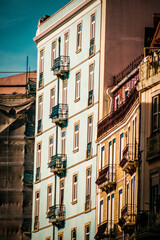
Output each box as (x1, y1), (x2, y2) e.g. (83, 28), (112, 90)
(95, 58), (141, 240)
(32, 1), (160, 239)
(0, 71), (36, 240)
(136, 17), (160, 239)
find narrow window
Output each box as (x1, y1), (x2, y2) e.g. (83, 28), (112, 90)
(88, 64), (94, 106)
(119, 189), (123, 218)
(100, 146), (105, 170)
(58, 233), (63, 240)
(77, 23), (82, 51)
(50, 88), (55, 114)
(91, 13), (95, 40)
(87, 116), (93, 158)
(74, 123), (79, 150)
(111, 194), (115, 228)
(85, 168), (91, 211)
(47, 185), (52, 212)
(115, 96), (119, 110)
(71, 228), (76, 240)
(62, 81), (67, 104)
(75, 72), (80, 100)
(125, 89), (129, 99)
(64, 32), (69, 56)
(52, 41), (56, 65)
(60, 179), (64, 206)
(108, 141), (112, 182)
(61, 130), (66, 155)
(150, 172), (159, 213)
(99, 200), (103, 224)
(36, 142), (41, 181)
(120, 133), (124, 162)
(127, 183), (129, 209)
(72, 174), (78, 203)
(112, 139), (116, 180)
(38, 95), (43, 133)
(39, 49), (44, 87)
(131, 176), (135, 216)
(49, 136), (53, 162)
(85, 224), (90, 240)
(128, 126), (130, 152)
(34, 191), (40, 230)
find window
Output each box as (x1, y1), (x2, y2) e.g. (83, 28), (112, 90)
(132, 117), (137, 158)
(150, 172), (159, 213)
(74, 123), (79, 151)
(85, 167), (91, 211)
(128, 126), (130, 152)
(52, 40), (56, 65)
(50, 88), (55, 114)
(127, 183), (129, 209)
(34, 191), (40, 230)
(88, 64), (94, 106)
(99, 200), (103, 224)
(87, 115), (93, 158)
(115, 96), (119, 110)
(60, 179), (64, 206)
(120, 133), (124, 162)
(125, 89), (129, 99)
(91, 13), (95, 40)
(39, 49), (44, 88)
(38, 95), (43, 133)
(47, 185), (52, 212)
(58, 233), (63, 240)
(71, 228), (76, 240)
(36, 142), (41, 181)
(62, 81), (67, 104)
(61, 130), (66, 154)
(107, 194), (114, 230)
(64, 32), (69, 56)
(85, 224), (90, 240)
(100, 146), (105, 170)
(75, 72), (80, 101)
(108, 139), (116, 182)
(72, 174), (78, 203)
(131, 176), (135, 215)
(77, 23), (82, 51)
(152, 95), (160, 132)
(119, 189), (123, 219)
(49, 135), (53, 162)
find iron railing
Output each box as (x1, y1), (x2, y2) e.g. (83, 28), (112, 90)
(34, 216), (39, 230)
(23, 171), (33, 185)
(49, 154), (67, 171)
(98, 87), (138, 139)
(121, 204), (137, 222)
(50, 104), (68, 121)
(52, 56), (70, 73)
(39, 72), (43, 88)
(120, 143), (138, 168)
(22, 219), (32, 233)
(96, 165), (116, 186)
(88, 89), (93, 106)
(95, 220), (115, 239)
(47, 204), (65, 221)
(147, 133), (160, 160)
(25, 122), (35, 137)
(89, 38), (95, 56)
(28, 78), (36, 92)
(136, 211), (160, 233)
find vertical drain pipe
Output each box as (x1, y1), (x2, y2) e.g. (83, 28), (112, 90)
(53, 36), (61, 240)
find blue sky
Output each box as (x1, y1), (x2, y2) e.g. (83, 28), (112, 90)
(0, 0), (71, 78)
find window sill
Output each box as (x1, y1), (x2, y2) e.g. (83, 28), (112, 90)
(74, 98), (80, 103)
(73, 148), (79, 153)
(71, 200), (77, 205)
(38, 85), (44, 91)
(76, 48), (81, 54)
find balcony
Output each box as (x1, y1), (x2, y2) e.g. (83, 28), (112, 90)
(39, 72), (43, 88)
(118, 204), (136, 236)
(136, 211), (160, 239)
(23, 171), (33, 186)
(98, 87), (138, 139)
(50, 104), (68, 126)
(86, 142), (92, 158)
(120, 143), (138, 175)
(147, 133), (160, 161)
(95, 220), (115, 240)
(88, 90), (93, 106)
(89, 38), (95, 56)
(52, 56), (70, 78)
(47, 204), (65, 228)
(48, 154), (67, 175)
(36, 167), (40, 181)
(37, 119), (42, 133)
(85, 195), (91, 211)
(34, 216), (39, 230)
(22, 219), (31, 235)
(96, 165), (116, 193)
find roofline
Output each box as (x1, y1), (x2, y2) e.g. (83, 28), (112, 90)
(33, 0), (95, 44)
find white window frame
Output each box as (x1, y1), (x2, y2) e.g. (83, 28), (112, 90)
(74, 122), (79, 151)
(77, 23), (82, 51)
(75, 71), (80, 100)
(47, 184), (52, 212)
(49, 135), (53, 162)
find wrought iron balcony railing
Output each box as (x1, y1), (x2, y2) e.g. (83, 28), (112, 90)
(23, 171), (33, 185)
(50, 104), (68, 125)
(88, 89), (93, 106)
(89, 38), (95, 56)
(120, 143), (138, 174)
(49, 154), (67, 175)
(85, 195), (91, 211)
(87, 142), (92, 158)
(36, 167), (40, 181)
(52, 56), (70, 77)
(34, 216), (39, 230)
(39, 72), (43, 88)
(25, 122), (35, 137)
(96, 165), (116, 193)
(98, 87), (138, 139)
(47, 204), (65, 227)
(147, 133), (160, 161)
(95, 220), (115, 240)
(22, 219), (32, 234)
(37, 119), (42, 133)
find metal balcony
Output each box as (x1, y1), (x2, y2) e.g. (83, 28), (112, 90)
(49, 154), (67, 175)
(136, 211), (160, 239)
(88, 89), (93, 106)
(22, 219), (31, 235)
(23, 171), (33, 186)
(147, 133), (160, 161)
(39, 72), (43, 88)
(96, 165), (116, 193)
(52, 56), (70, 78)
(95, 220), (115, 240)
(120, 143), (138, 175)
(118, 204), (136, 236)
(50, 104), (68, 126)
(85, 195), (91, 211)
(89, 38), (95, 56)
(47, 204), (65, 228)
